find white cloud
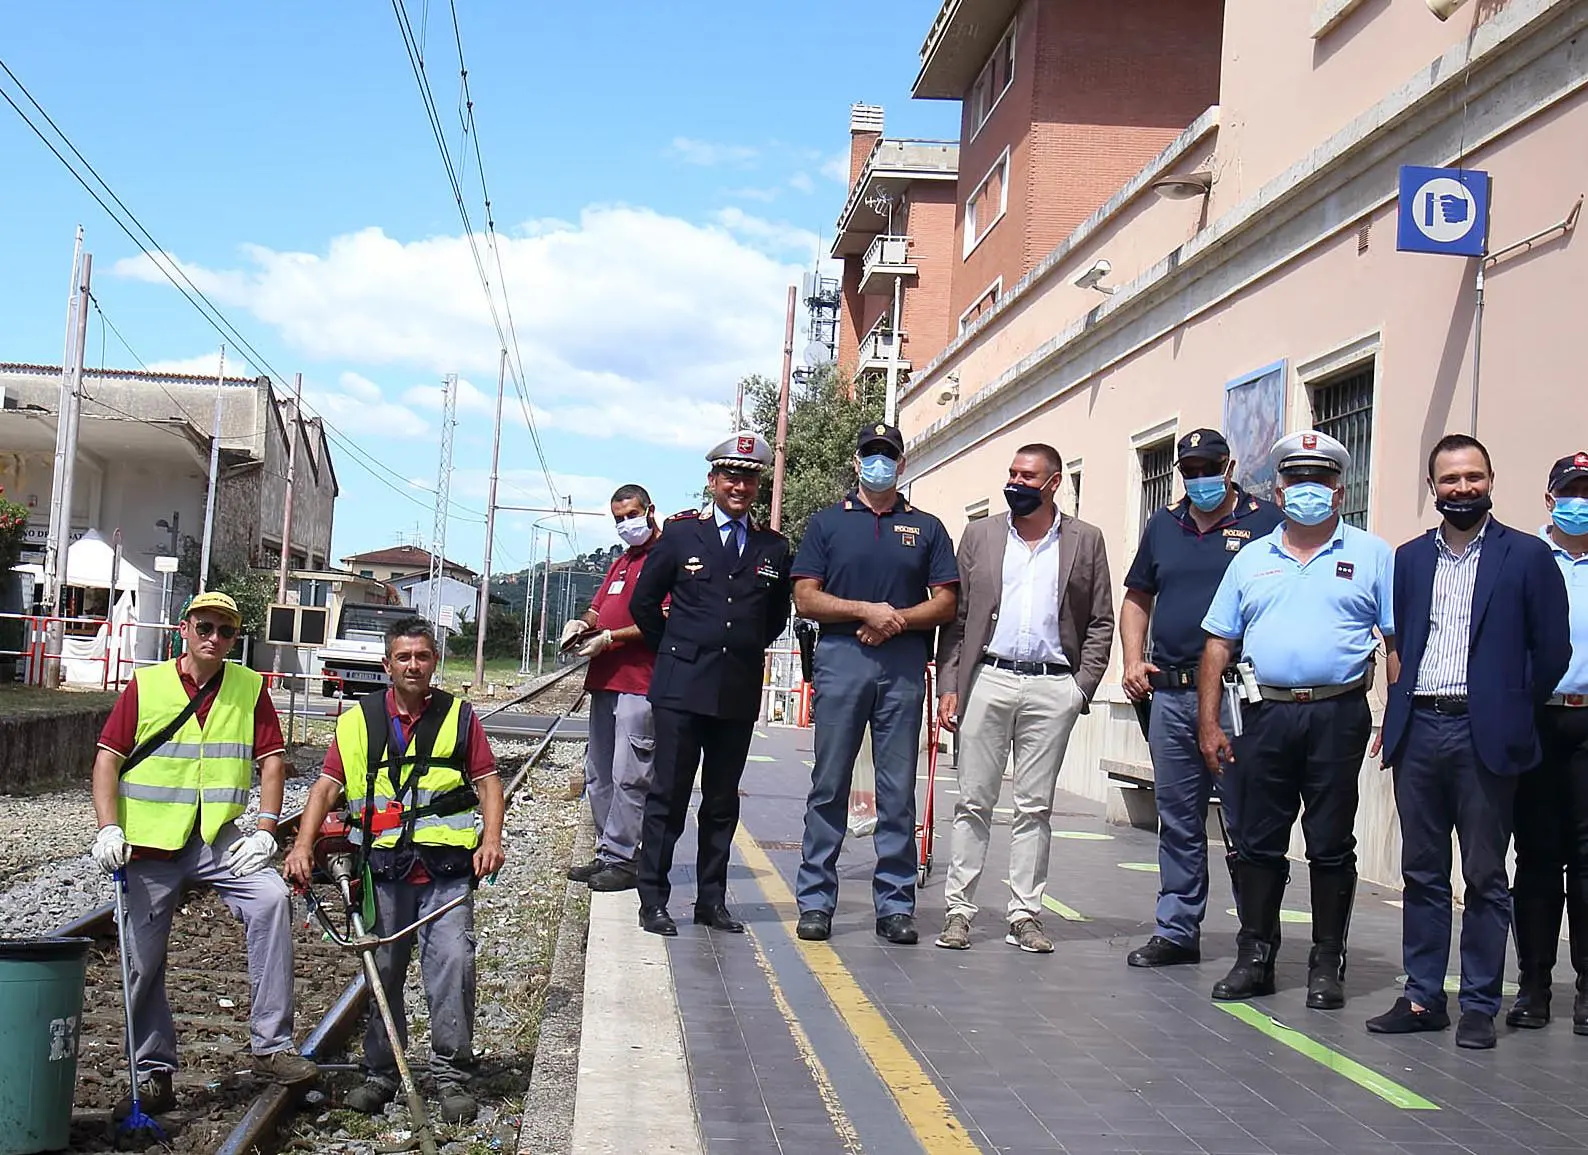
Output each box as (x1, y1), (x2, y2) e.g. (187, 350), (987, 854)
(668, 137), (759, 167)
(403, 376), (493, 415)
(112, 205), (807, 451)
(726, 186), (780, 203)
(788, 171), (815, 195)
(821, 152), (850, 184)
(145, 352), (239, 379)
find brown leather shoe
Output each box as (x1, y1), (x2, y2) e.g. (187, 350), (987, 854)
(254, 1049), (319, 1085)
(113, 1070), (175, 1120)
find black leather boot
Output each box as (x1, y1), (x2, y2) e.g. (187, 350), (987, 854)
(1212, 861), (1286, 1001)
(1567, 875), (1588, 1035)
(1306, 866), (1356, 1010)
(1507, 884), (1562, 1028)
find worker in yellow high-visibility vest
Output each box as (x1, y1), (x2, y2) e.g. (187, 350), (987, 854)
(90, 590), (318, 1119)
(287, 615), (504, 1125)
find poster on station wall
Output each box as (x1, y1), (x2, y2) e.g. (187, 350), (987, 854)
(1223, 360), (1287, 502)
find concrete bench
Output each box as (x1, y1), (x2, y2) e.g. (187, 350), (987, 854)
(1100, 756), (1228, 835)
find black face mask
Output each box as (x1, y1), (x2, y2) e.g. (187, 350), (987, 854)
(1435, 493), (1492, 531)
(1004, 482), (1045, 518)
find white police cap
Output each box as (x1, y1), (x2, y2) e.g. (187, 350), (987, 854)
(707, 431), (773, 472)
(1271, 430), (1350, 476)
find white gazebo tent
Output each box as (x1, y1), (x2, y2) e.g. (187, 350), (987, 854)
(14, 530), (165, 684)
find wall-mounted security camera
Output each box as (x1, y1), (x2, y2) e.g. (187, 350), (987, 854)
(1073, 258), (1116, 295)
(1426, 0), (1470, 18)
(936, 371), (961, 406)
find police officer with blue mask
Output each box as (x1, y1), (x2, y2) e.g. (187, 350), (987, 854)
(1505, 452), (1588, 1033)
(792, 422), (959, 945)
(1198, 430), (1395, 1008)
(1122, 428), (1282, 969)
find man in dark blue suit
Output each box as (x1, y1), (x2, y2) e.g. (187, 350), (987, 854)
(1368, 434), (1570, 1048)
(629, 432), (792, 937)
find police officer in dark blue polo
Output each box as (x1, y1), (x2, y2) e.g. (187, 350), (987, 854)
(792, 422), (958, 945)
(629, 431), (792, 937)
(1198, 430), (1395, 1008)
(1121, 428), (1282, 969)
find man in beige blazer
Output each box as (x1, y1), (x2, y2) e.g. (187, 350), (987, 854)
(935, 443), (1115, 952)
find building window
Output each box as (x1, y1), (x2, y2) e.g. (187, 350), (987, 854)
(969, 19), (1017, 139)
(957, 277), (1003, 336)
(966, 497), (991, 522)
(964, 149), (1009, 258)
(358, 569), (374, 578)
(1068, 464), (1083, 518)
(1311, 364), (1374, 529)
(1139, 440), (1174, 533)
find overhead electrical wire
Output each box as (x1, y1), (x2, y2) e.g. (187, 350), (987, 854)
(0, 55), (486, 523)
(390, 0), (573, 545)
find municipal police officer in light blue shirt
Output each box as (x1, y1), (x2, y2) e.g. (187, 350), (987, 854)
(1197, 430), (1395, 1009)
(1509, 452), (1588, 1033)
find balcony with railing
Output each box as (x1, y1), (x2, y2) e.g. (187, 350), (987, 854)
(860, 235), (916, 295)
(858, 316), (909, 374)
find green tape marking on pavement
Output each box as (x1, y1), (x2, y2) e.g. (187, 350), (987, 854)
(1052, 831), (1114, 841)
(746, 754), (776, 762)
(1118, 862), (1159, 873)
(1394, 974), (1520, 997)
(803, 759), (815, 768)
(755, 730), (769, 739)
(1226, 907), (1313, 924)
(1215, 1003), (1439, 1111)
(1041, 894), (1089, 922)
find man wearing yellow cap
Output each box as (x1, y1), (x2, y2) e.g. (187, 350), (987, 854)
(90, 590), (317, 1118)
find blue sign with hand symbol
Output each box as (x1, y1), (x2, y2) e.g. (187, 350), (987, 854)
(1397, 165), (1490, 256)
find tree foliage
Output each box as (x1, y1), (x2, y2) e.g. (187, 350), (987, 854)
(738, 365), (885, 551)
(447, 605), (526, 661)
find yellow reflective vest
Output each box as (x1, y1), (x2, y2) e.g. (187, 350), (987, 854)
(335, 690), (479, 851)
(119, 660), (261, 850)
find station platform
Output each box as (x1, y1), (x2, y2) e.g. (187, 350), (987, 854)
(570, 724), (1588, 1155)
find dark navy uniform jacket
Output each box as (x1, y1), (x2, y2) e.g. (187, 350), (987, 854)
(630, 507), (793, 721)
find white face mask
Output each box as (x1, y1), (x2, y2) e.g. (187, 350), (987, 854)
(616, 515), (652, 547)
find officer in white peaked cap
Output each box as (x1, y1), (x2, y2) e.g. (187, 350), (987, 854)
(706, 431), (774, 473)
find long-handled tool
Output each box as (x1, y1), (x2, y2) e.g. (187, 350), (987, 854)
(299, 817), (440, 1155)
(111, 868), (167, 1143)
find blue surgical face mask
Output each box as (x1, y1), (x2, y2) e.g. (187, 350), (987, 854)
(1552, 496), (1588, 537)
(1184, 475), (1229, 512)
(1280, 481), (1337, 526)
(858, 453), (898, 491)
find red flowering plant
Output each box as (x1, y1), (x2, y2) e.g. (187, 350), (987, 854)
(0, 487), (29, 568)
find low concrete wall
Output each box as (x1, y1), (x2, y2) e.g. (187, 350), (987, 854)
(0, 706), (112, 794)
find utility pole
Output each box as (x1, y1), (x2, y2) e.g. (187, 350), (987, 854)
(769, 284), (796, 531)
(537, 531), (552, 674)
(198, 345), (226, 593)
(474, 350), (507, 689)
(43, 228), (83, 616)
(43, 251), (92, 688)
(885, 275), (903, 426)
(427, 374), (458, 682)
(272, 372), (303, 676)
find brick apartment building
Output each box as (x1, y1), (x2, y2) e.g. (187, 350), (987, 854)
(838, 0), (1588, 886)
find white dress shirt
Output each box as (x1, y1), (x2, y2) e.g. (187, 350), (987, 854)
(1412, 519), (1486, 696)
(713, 503), (745, 556)
(986, 513), (1068, 665)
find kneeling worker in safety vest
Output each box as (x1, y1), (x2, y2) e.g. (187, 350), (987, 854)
(89, 591), (318, 1119)
(285, 615), (504, 1124)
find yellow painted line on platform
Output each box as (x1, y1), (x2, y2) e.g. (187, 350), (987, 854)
(1215, 1003), (1440, 1111)
(735, 831), (980, 1153)
(745, 922), (864, 1153)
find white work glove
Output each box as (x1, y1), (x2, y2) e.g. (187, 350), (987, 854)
(223, 829), (279, 877)
(559, 619), (589, 647)
(577, 629), (614, 658)
(91, 824), (131, 873)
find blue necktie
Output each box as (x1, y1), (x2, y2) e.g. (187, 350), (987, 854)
(721, 520), (741, 565)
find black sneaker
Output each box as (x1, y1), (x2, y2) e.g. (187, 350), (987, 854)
(1127, 935), (1201, 968)
(567, 857), (603, 882)
(1456, 1010), (1497, 1050)
(587, 863), (638, 891)
(1366, 997), (1451, 1034)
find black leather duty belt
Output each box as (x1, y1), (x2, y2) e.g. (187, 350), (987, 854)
(1413, 695), (1469, 716)
(981, 655), (1069, 677)
(1149, 666), (1202, 690)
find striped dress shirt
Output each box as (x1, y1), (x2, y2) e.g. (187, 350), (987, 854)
(1413, 520), (1487, 696)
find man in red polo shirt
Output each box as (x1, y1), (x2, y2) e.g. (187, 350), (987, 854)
(560, 484), (660, 892)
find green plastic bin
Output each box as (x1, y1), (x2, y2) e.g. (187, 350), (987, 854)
(0, 938), (94, 1155)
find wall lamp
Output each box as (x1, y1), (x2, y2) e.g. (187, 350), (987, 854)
(936, 371), (960, 406)
(1426, 0), (1470, 18)
(1150, 170), (1213, 200)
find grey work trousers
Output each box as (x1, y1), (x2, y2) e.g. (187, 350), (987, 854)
(363, 872), (476, 1092)
(121, 822), (297, 1076)
(583, 689), (656, 866)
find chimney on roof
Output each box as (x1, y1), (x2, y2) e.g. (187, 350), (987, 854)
(848, 103), (884, 191)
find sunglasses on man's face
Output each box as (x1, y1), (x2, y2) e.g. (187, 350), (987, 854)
(191, 620), (238, 640)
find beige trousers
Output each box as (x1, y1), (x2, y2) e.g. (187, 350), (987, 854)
(944, 663), (1085, 923)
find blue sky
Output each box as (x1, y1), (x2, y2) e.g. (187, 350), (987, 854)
(0, 2), (957, 574)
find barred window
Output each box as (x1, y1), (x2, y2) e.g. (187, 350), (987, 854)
(1312, 366), (1374, 529)
(1139, 440), (1174, 533)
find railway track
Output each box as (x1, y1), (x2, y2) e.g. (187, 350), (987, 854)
(52, 660), (590, 1154)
